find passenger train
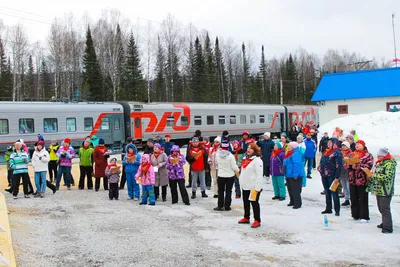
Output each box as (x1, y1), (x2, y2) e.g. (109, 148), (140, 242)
(0, 101), (318, 156)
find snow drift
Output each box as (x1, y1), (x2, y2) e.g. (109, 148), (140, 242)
(318, 111), (400, 158)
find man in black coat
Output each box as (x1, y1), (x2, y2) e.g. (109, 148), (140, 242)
(319, 132), (329, 154)
(257, 132), (275, 177)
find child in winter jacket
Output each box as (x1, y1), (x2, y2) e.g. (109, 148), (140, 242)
(56, 138), (75, 190)
(122, 143), (141, 200)
(208, 136), (221, 198)
(135, 154), (156, 205)
(9, 141), (30, 198)
(186, 137), (209, 199)
(105, 157), (121, 200)
(166, 145), (190, 205)
(5, 145), (13, 187)
(32, 141), (50, 197)
(93, 138), (109, 191)
(48, 139), (59, 183)
(270, 142), (286, 201)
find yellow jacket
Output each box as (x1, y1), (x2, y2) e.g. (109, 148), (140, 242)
(48, 144), (59, 161)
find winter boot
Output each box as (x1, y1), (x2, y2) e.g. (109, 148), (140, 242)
(191, 191), (196, 199)
(34, 192), (41, 198)
(201, 191), (208, 198)
(342, 200), (350, 206)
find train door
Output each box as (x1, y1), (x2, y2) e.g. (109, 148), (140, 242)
(133, 117), (143, 139)
(279, 113), (285, 132)
(98, 116), (112, 143)
(110, 114), (124, 144)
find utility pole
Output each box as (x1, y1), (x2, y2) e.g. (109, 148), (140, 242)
(280, 77), (283, 105)
(393, 13), (398, 67)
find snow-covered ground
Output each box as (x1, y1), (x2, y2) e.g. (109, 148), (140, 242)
(2, 164), (400, 267)
(318, 111), (400, 158)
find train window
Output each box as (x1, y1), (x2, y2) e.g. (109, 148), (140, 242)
(207, 116), (214, 125)
(66, 118), (76, 132)
(167, 116), (174, 127)
(0, 119), (9, 135)
(250, 115), (256, 124)
(43, 118), (58, 133)
(135, 118), (141, 128)
(218, 115), (225, 125)
(84, 117), (93, 131)
(114, 118), (120, 130)
(181, 116), (189, 126)
(240, 115), (246, 124)
(259, 115), (265, 123)
(230, 115), (236, 124)
(19, 118), (34, 134)
(267, 114), (273, 123)
(194, 116), (201, 126)
(101, 117), (110, 130)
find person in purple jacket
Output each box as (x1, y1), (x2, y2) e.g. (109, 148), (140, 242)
(166, 145), (190, 205)
(270, 142), (286, 201)
(55, 138), (75, 190)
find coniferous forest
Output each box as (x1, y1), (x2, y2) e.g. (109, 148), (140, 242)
(0, 10), (391, 104)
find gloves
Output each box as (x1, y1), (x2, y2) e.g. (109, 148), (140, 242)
(61, 154), (66, 158)
(39, 157), (42, 161)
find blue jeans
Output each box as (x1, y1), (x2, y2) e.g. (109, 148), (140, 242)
(234, 176), (241, 197)
(35, 171), (47, 193)
(322, 176), (340, 213)
(305, 157), (314, 176)
(126, 172), (140, 199)
(56, 166), (72, 188)
(141, 185), (155, 205)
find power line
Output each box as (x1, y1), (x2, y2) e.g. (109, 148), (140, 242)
(0, 5), (52, 20)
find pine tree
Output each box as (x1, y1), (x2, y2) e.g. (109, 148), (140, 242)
(283, 54), (297, 104)
(23, 55), (35, 100)
(115, 24), (124, 100)
(123, 32), (145, 101)
(83, 26), (103, 101)
(214, 37), (228, 103)
(40, 60), (53, 100)
(0, 39), (12, 100)
(185, 39), (196, 102)
(165, 42), (181, 102)
(153, 36), (166, 101)
(241, 43), (250, 103)
(193, 37), (206, 102)
(204, 33), (218, 102)
(259, 45), (268, 103)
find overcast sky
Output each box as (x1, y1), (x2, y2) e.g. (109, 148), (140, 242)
(1, 0), (400, 61)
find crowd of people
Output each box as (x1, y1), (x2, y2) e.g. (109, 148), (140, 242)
(3, 125), (397, 233)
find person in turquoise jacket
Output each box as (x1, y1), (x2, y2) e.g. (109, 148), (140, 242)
(283, 142), (305, 209)
(296, 135), (307, 187)
(9, 141), (31, 199)
(122, 143), (141, 200)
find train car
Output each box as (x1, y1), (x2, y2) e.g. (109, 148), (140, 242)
(128, 102), (318, 143)
(0, 102), (125, 154)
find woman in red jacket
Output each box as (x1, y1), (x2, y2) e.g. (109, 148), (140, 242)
(93, 138), (109, 191)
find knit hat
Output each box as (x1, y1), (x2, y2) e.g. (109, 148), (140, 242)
(192, 137), (199, 143)
(222, 130), (229, 136)
(221, 139), (230, 150)
(356, 140), (365, 147)
(37, 141), (45, 147)
(296, 135), (304, 142)
(98, 138), (105, 145)
(242, 131), (249, 136)
(341, 141), (351, 149)
(195, 130), (202, 137)
(275, 142), (282, 149)
(156, 134), (161, 138)
(171, 145), (180, 152)
(154, 143), (162, 149)
(126, 137), (133, 143)
(289, 142), (298, 149)
(165, 134), (171, 138)
(346, 135), (355, 142)
(214, 136), (221, 143)
(147, 138), (154, 143)
(264, 132), (271, 138)
(19, 139), (24, 144)
(110, 157), (117, 164)
(64, 138), (71, 145)
(232, 140), (239, 146)
(377, 148), (389, 157)
(51, 138), (57, 143)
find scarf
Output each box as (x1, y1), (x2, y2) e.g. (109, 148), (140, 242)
(63, 145), (69, 151)
(127, 152), (135, 157)
(285, 150), (294, 159)
(234, 145), (242, 160)
(97, 145), (107, 153)
(107, 163), (117, 169)
(376, 153), (393, 165)
(353, 149), (367, 159)
(141, 163), (152, 175)
(154, 151), (160, 159)
(210, 143), (220, 155)
(324, 148), (337, 157)
(271, 148), (283, 158)
(241, 157), (254, 169)
(341, 149), (351, 158)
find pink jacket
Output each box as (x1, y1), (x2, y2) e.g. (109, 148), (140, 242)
(135, 154), (155, 186)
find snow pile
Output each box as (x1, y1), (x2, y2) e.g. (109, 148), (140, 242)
(318, 111), (400, 158)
